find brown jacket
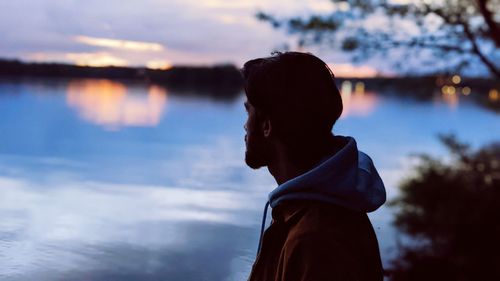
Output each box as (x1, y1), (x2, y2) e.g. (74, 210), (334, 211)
(248, 200), (384, 281)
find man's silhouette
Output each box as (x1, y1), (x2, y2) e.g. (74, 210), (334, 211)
(242, 52), (386, 281)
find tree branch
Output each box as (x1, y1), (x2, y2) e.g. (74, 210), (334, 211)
(462, 22), (500, 78)
(476, 0), (500, 47)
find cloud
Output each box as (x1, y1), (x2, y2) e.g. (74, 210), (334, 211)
(0, 0), (303, 66)
(74, 36), (164, 52)
(0, 0), (370, 69)
(146, 59), (172, 70)
(65, 52), (128, 66)
(329, 63), (379, 78)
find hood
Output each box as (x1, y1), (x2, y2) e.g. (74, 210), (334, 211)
(268, 136), (386, 213)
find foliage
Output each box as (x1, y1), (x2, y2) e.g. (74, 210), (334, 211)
(258, 0), (500, 77)
(388, 135), (500, 280)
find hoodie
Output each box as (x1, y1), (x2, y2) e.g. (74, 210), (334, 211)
(249, 136), (386, 281)
(269, 135), (385, 211)
(257, 136), (386, 252)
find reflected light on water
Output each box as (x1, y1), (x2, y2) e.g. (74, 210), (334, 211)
(341, 80), (352, 96)
(440, 85), (459, 109)
(340, 81), (378, 118)
(441, 85), (456, 95)
(66, 80), (167, 130)
(442, 93), (458, 108)
(354, 82), (365, 94)
(489, 89), (499, 101)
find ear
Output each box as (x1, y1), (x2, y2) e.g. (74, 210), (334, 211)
(261, 118), (272, 138)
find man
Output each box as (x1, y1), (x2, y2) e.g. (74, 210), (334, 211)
(242, 52), (386, 281)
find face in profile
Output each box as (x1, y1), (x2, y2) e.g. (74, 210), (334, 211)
(244, 101), (270, 169)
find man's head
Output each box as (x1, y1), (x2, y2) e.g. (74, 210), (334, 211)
(242, 52), (343, 169)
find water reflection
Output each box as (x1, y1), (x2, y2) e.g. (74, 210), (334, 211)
(66, 79), (167, 130)
(441, 85), (459, 109)
(0, 175), (260, 280)
(340, 81), (378, 118)
(1, 78), (499, 280)
(490, 89), (499, 101)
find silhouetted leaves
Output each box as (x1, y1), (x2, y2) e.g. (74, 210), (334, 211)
(288, 16), (341, 32)
(258, 0), (500, 77)
(342, 37), (359, 51)
(388, 135), (500, 280)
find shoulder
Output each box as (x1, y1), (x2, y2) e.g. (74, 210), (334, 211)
(284, 201), (372, 241)
(278, 201), (383, 280)
(279, 230), (361, 281)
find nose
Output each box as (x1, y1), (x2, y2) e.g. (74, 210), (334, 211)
(244, 123), (247, 131)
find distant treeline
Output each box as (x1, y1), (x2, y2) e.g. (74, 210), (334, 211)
(0, 59), (244, 98)
(1, 58), (497, 101)
(336, 76), (497, 96)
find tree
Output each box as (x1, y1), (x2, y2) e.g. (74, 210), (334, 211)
(388, 135), (500, 280)
(258, 0), (500, 77)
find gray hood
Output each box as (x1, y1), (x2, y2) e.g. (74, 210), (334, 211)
(256, 136), (386, 255)
(268, 136), (386, 212)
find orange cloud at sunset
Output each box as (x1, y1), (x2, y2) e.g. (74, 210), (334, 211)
(65, 52), (128, 67)
(74, 36), (164, 52)
(328, 63), (379, 78)
(146, 60), (173, 70)
(66, 80), (168, 129)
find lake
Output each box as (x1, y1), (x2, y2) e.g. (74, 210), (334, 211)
(0, 78), (498, 280)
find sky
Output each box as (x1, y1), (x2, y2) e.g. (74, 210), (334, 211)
(0, 0), (385, 77)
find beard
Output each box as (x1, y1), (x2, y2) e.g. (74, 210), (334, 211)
(245, 149), (267, 169)
(244, 134), (270, 169)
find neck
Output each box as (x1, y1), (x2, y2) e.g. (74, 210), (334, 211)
(267, 134), (339, 185)
(267, 148), (304, 185)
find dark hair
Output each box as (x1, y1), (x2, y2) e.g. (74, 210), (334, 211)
(241, 52), (343, 143)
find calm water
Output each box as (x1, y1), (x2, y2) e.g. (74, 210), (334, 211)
(0, 78), (498, 280)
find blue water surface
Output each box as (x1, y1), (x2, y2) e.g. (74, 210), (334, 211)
(0, 78), (498, 280)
